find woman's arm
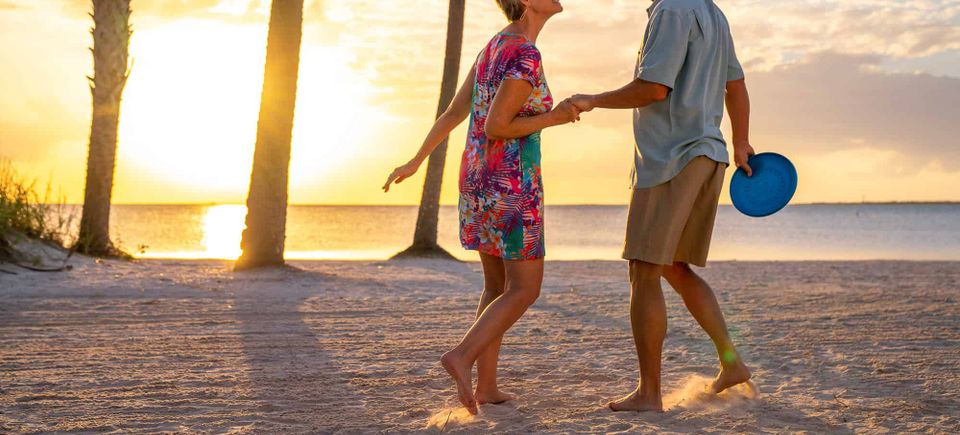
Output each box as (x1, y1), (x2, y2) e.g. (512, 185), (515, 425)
(383, 66), (476, 192)
(484, 79), (580, 141)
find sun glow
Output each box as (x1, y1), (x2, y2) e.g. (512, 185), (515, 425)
(200, 204), (247, 259)
(116, 18), (383, 203)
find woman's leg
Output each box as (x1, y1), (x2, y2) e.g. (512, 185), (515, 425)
(442, 257), (544, 414)
(474, 253), (515, 404)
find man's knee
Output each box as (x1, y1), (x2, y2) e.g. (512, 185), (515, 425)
(629, 260), (663, 285)
(663, 262), (692, 282)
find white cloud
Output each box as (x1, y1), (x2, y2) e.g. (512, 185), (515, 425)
(747, 51), (960, 169)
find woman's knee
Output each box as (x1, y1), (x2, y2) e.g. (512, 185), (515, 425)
(502, 258), (544, 307)
(483, 283), (505, 296)
(482, 271), (506, 295)
(507, 285), (540, 307)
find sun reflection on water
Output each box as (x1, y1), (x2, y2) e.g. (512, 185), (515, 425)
(200, 204), (247, 259)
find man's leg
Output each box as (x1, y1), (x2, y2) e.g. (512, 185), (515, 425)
(663, 262), (751, 393)
(609, 260), (666, 412)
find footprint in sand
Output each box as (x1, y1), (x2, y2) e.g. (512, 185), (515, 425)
(665, 375), (761, 411)
(426, 407), (477, 431)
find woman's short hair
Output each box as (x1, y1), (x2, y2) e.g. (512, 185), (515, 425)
(496, 0), (525, 22)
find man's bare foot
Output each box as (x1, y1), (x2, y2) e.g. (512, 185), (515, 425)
(475, 388), (516, 405)
(710, 360), (752, 394)
(607, 390), (663, 412)
(441, 351), (478, 414)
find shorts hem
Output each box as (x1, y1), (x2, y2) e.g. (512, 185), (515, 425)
(621, 250), (708, 268)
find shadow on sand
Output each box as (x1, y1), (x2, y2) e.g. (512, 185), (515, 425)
(232, 266), (378, 432)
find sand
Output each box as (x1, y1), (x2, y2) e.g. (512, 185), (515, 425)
(1, 257), (958, 433)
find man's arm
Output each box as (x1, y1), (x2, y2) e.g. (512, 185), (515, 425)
(570, 8), (689, 112)
(725, 78), (755, 176)
(570, 79), (670, 111)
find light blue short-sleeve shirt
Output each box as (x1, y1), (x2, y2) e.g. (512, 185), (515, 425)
(631, 0), (744, 188)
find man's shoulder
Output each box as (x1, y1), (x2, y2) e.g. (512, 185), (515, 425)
(654, 0), (708, 14)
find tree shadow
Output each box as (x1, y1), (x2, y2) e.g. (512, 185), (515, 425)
(231, 259), (550, 432)
(232, 266), (379, 432)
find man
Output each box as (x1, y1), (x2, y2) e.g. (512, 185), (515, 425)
(570, 0), (754, 412)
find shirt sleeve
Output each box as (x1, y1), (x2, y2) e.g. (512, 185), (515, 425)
(503, 44), (542, 88)
(637, 9), (691, 89)
(726, 33), (745, 81)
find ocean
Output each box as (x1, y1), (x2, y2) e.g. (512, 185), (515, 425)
(93, 204), (960, 261)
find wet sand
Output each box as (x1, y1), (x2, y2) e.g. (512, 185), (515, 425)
(1, 258), (958, 433)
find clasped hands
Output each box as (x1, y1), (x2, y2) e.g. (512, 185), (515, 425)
(551, 94), (595, 124)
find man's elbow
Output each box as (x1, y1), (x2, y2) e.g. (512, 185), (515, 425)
(648, 85), (669, 102)
(726, 78), (747, 94)
(634, 81), (669, 105)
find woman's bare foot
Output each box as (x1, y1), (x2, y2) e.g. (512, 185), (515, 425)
(475, 388), (516, 405)
(607, 389), (663, 412)
(710, 360), (752, 394)
(441, 351), (478, 414)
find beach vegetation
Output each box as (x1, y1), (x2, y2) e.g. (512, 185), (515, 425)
(0, 160), (75, 268)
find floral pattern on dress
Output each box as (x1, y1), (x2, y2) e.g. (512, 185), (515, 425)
(458, 32), (553, 260)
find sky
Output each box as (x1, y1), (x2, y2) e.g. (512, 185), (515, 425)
(1, 0), (959, 205)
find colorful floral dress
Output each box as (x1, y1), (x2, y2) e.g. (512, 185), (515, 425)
(458, 32), (553, 260)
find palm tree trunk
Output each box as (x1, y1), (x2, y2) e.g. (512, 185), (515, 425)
(76, 0), (131, 257)
(235, 0), (304, 270)
(394, 0), (465, 260)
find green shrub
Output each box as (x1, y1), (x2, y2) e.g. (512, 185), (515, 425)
(0, 159), (73, 247)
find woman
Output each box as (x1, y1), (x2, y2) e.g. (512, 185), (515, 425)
(382, 0), (578, 414)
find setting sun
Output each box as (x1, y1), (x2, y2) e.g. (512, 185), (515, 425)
(1, 1), (958, 433)
(115, 16), (384, 204)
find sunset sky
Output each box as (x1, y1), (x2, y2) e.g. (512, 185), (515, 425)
(1, 0), (959, 205)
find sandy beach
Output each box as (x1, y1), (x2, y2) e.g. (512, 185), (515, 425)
(1, 258), (958, 433)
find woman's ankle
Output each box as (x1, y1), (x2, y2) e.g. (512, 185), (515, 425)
(475, 381), (499, 393)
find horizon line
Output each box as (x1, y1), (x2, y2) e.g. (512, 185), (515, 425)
(49, 201), (960, 207)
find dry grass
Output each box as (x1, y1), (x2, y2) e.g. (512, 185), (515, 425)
(0, 159), (73, 254)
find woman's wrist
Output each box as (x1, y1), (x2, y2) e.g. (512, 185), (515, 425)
(409, 155), (425, 167)
(546, 109), (565, 127)
(583, 95), (598, 111)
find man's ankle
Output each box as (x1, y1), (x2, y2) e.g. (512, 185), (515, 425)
(719, 348), (741, 366)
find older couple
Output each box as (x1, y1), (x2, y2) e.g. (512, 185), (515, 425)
(384, 0), (753, 414)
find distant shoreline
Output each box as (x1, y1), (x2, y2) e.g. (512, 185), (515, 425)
(52, 202), (960, 207)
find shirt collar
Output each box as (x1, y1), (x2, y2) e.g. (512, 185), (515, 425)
(647, 0), (662, 16)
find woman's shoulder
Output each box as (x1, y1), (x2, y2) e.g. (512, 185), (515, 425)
(499, 33), (538, 51)
(497, 35), (540, 62)
(478, 32), (534, 60)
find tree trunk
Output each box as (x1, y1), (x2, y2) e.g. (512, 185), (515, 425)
(394, 0), (465, 260)
(235, 0), (304, 270)
(76, 0), (131, 257)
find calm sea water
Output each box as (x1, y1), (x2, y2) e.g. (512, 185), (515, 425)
(90, 204), (960, 261)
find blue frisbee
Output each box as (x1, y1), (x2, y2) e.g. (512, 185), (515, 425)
(729, 152), (797, 217)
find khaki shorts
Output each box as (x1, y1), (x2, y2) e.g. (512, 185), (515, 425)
(623, 156), (727, 267)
